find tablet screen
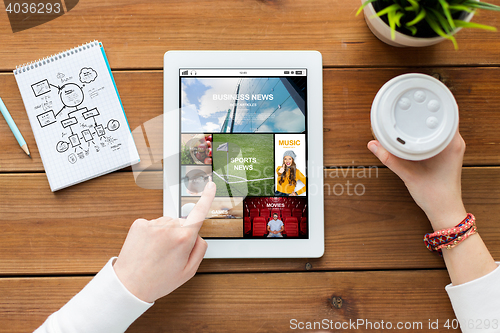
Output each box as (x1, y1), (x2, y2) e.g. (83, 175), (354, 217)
(179, 69), (308, 239)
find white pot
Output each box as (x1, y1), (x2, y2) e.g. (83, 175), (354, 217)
(361, 0), (476, 47)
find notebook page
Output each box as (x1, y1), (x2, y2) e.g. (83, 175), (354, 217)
(14, 41), (140, 191)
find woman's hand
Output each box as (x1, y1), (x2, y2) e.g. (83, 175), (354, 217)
(113, 182), (216, 303)
(279, 163), (285, 174)
(367, 131), (466, 231)
(368, 131), (497, 285)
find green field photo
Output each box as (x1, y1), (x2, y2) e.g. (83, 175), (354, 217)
(213, 134), (274, 197)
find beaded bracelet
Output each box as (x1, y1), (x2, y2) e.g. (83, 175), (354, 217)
(433, 226), (477, 252)
(423, 213), (476, 253)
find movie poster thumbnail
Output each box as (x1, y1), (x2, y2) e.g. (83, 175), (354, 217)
(212, 134), (274, 197)
(243, 197), (307, 238)
(275, 134), (306, 197)
(181, 197), (244, 238)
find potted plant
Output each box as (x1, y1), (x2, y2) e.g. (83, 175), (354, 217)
(357, 0), (500, 49)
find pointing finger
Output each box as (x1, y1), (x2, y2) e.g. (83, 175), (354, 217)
(183, 181), (216, 229)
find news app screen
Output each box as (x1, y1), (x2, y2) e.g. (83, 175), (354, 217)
(179, 69), (308, 239)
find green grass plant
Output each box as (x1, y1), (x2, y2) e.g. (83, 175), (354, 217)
(357, 0), (500, 49)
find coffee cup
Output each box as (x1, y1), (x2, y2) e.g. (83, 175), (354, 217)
(371, 73), (459, 161)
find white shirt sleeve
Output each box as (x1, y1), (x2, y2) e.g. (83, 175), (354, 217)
(34, 257), (153, 333)
(445, 263), (500, 333)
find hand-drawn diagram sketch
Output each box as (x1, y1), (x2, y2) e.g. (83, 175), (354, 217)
(29, 66), (123, 164)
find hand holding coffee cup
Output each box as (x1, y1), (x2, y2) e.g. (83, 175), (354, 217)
(370, 73), (459, 161)
(369, 73), (464, 230)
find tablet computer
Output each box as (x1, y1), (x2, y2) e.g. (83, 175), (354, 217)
(164, 51), (324, 258)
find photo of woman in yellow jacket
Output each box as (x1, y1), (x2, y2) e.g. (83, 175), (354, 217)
(275, 150), (306, 196)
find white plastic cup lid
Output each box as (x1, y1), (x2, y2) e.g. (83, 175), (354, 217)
(371, 73), (459, 160)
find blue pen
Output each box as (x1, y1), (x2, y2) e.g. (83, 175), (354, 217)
(0, 97), (30, 157)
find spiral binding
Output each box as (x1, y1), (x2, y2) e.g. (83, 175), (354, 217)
(14, 40), (100, 75)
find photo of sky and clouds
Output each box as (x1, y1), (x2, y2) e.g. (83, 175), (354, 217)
(181, 77), (305, 133)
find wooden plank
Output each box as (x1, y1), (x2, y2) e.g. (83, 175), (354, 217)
(3, 67), (500, 172)
(0, 172), (160, 275)
(1, 0), (500, 70)
(0, 168), (499, 275)
(0, 270), (460, 332)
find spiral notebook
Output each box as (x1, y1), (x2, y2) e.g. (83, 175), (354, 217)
(14, 41), (140, 191)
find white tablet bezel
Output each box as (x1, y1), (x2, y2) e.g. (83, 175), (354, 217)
(164, 51), (324, 258)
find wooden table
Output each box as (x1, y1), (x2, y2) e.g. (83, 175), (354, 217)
(1, 1), (500, 331)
